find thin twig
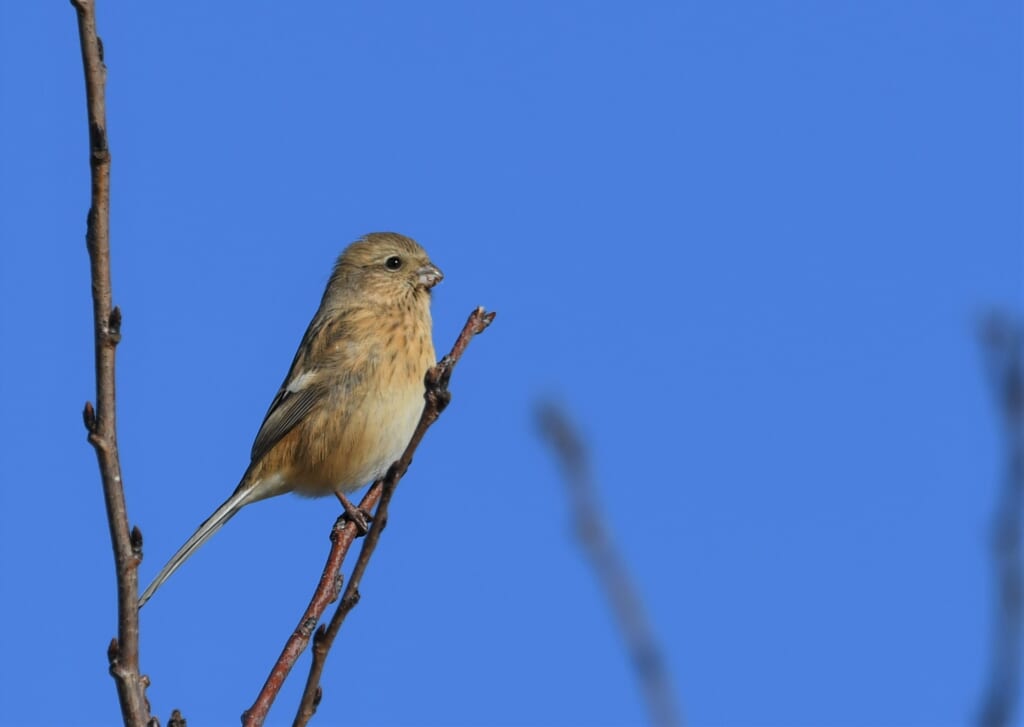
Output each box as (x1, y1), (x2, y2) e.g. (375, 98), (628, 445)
(977, 314), (1024, 727)
(242, 307), (496, 727)
(537, 403), (683, 727)
(70, 1), (150, 724)
(242, 489), (381, 726)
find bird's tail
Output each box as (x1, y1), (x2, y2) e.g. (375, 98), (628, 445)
(138, 485), (253, 608)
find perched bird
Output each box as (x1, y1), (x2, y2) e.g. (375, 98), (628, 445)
(139, 232), (442, 607)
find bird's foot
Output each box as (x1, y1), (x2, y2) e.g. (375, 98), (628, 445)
(335, 492), (372, 535)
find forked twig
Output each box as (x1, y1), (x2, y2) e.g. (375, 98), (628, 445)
(242, 307), (496, 726)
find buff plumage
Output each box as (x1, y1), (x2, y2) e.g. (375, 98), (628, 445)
(139, 232), (441, 607)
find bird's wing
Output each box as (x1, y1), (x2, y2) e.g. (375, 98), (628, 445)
(249, 378), (326, 464)
(249, 313), (357, 464)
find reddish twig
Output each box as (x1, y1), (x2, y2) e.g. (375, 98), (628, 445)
(70, 1), (151, 724)
(242, 307), (496, 727)
(241, 490), (381, 726)
(977, 314), (1024, 727)
(537, 404), (683, 727)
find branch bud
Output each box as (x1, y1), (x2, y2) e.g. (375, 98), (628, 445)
(108, 306), (122, 344)
(82, 401), (97, 433)
(130, 526), (144, 558)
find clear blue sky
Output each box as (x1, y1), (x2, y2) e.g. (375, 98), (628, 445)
(1, 2), (1020, 725)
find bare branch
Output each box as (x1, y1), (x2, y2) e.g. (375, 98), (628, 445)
(537, 403), (683, 727)
(241, 307), (496, 727)
(69, 1), (151, 724)
(977, 313), (1024, 727)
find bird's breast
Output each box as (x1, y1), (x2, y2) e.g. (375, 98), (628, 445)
(290, 310), (434, 496)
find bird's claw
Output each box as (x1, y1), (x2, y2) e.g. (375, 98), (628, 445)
(335, 492), (373, 535)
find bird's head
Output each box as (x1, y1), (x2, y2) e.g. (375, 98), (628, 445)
(328, 232), (443, 308)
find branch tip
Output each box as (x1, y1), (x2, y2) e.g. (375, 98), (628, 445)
(536, 403), (587, 468)
(476, 307), (497, 329)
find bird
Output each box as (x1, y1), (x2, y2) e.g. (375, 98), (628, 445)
(139, 232), (442, 608)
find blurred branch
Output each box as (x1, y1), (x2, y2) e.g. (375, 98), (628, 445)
(242, 307), (496, 727)
(70, 1), (151, 724)
(537, 404), (683, 727)
(977, 313), (1024, 727)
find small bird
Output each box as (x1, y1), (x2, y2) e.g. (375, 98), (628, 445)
(139, 232), (442, 607)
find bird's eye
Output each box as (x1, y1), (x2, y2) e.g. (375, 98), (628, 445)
(385, 256), (402, 270)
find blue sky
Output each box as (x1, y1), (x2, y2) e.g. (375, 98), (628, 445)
(1, 1), (1021, 725)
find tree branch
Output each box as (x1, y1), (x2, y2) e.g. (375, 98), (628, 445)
(241, 307), (496, 727)
(70, 0), (150, 724)
(977, 313), (1023, 727)
(537, 403), (683, 727)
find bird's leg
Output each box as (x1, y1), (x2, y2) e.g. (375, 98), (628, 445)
(335, 491), (372, 535)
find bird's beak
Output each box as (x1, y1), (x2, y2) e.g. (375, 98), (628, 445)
(417, 263), (444, 289)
